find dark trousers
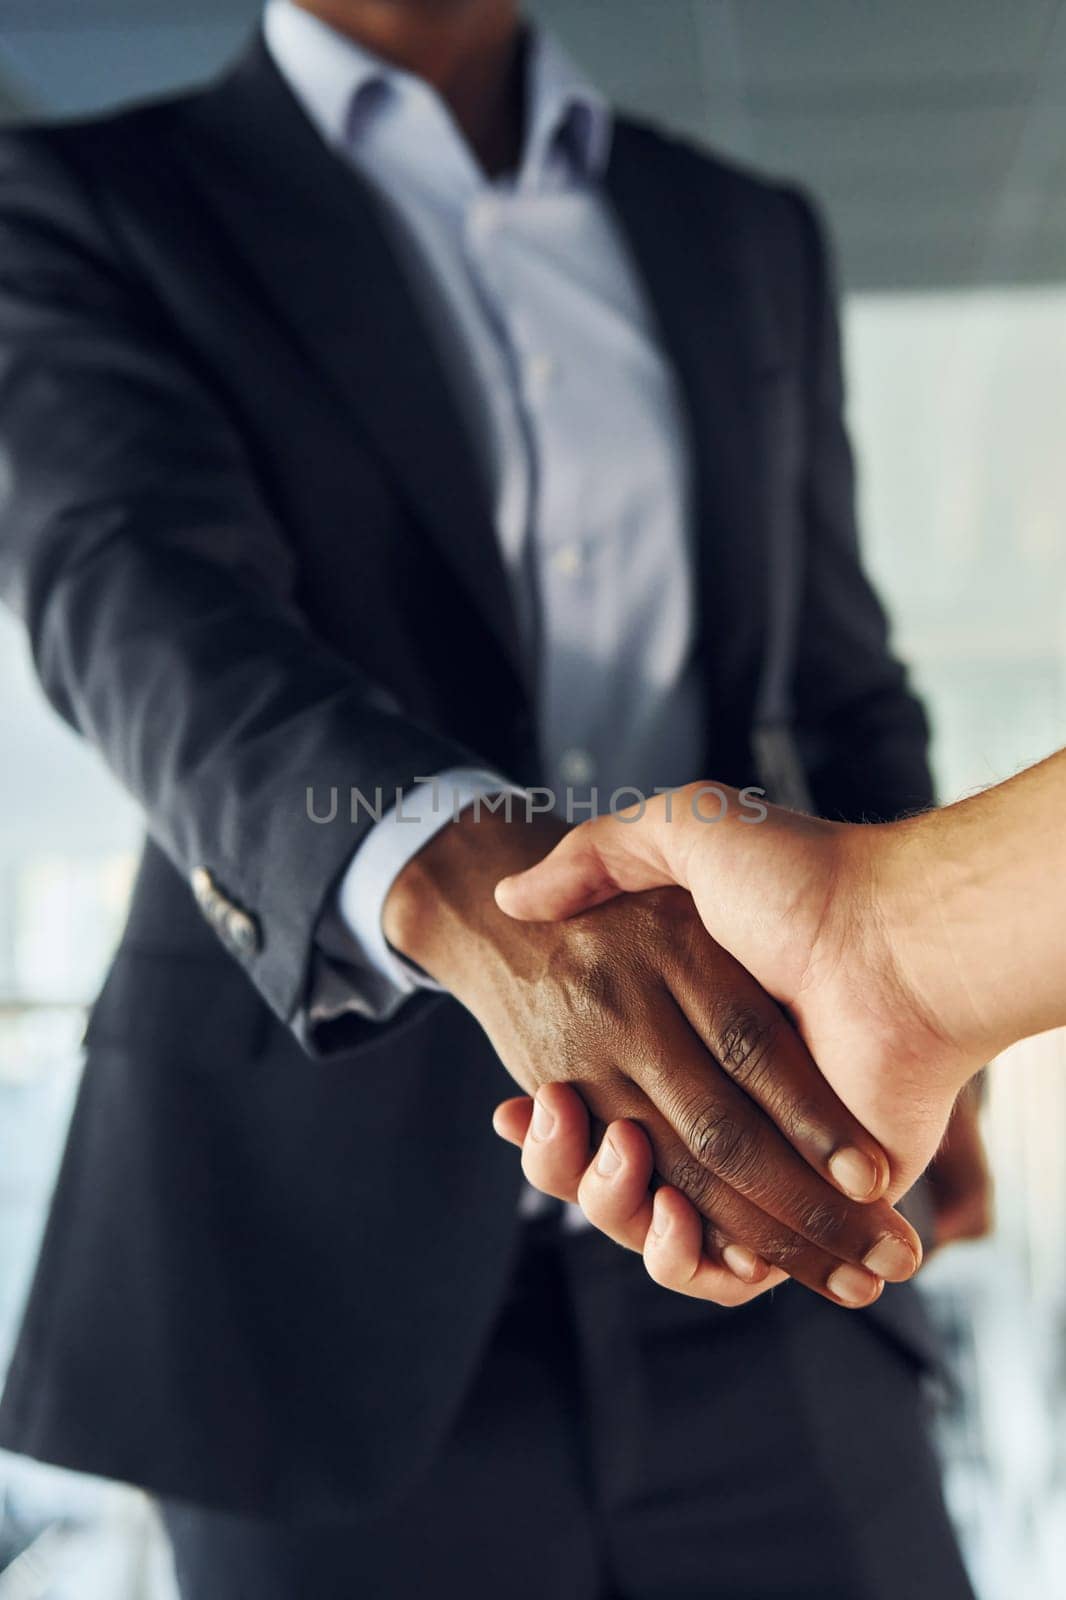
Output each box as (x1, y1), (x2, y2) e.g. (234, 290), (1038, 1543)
(162, 1225), (974, 1600)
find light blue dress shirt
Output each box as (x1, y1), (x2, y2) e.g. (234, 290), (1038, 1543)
(264, 0), (705, 1022)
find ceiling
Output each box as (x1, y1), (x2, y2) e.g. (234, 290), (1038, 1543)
(1, 0), (1065, 291)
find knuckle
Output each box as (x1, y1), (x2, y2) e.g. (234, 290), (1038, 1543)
(575, 1186), (604, 1230)
(683, 1104), (759, 1189)
(710, 1278), (758, 1309)
(667, 1153), (717, 1211)
(643, 1250), (677, 1291)
(644, 1240), (699, 1296)
(576, 1172), (617, 1228)
(711, 1213), (801, 1273)
(716, 1004), (778, 1090)
(568, 947), (631, 1032)
(633, 885), (688, 933)
(520, 1146), (572, 1202)
(792, 1198), (849, 1249)
(580, 951), (617, 1010)
(759, 1232), (807, 1271)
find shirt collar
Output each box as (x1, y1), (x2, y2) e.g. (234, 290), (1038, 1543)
(262, 0), (612, 188)
(521, 27), (612, 185)
(263, 0), (382, 149)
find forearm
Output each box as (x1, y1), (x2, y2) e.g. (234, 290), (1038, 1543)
(878, 749), (1066, 1061)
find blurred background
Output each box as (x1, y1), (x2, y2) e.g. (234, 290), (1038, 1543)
(0, 1), (1064, 1595)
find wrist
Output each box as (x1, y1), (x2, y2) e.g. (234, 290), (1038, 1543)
(382, 803), (569, 999)
(866, 816), (993, 1088)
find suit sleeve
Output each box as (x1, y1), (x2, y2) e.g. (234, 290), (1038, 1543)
(0, 128), (479, 1044)
(313, 767), (522, 1024)
(788, 191), (936, 823)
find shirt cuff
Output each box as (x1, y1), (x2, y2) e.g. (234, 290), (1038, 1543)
(312, 767), (526, 1024)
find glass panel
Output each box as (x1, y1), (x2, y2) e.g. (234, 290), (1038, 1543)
(847, 288), (1066, 1600)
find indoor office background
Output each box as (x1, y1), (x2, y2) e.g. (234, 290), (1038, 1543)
(0, 1), (1064, 1595)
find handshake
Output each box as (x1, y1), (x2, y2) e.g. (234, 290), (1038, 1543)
(383, 782), (994, 1313)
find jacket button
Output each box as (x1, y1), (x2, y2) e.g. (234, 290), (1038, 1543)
(190, 866), (261, 957)
(190, 866), (217, 911)
(225, 907), (261, 958)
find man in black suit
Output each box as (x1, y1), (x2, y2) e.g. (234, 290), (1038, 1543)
(0, 1), (977, 1595)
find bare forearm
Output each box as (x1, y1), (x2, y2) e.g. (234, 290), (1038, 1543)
(881, 749), (1066, 1061)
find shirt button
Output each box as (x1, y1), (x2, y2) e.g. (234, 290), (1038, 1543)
(526, 352), (559, 395)
(469, 196), (499, 242)
(552, 544), (583, 577)
(559, 748), (596, 786)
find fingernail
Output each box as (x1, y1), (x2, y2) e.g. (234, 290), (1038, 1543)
(530, 1096), (555, 1141)
(829, 1147), (880, 1200)
(827, 1264), (881, 1307)
(595, 1137), (621, 1177)
(863, 1235), (919, 1282)
(648, 1193), (669, 1239)
(722, 1244), (762, 1282)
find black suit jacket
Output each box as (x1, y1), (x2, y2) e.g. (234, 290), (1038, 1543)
(0, 38), (936, 1519)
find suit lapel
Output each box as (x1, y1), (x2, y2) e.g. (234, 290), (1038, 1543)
(177, 37), (526, 690)
(604, 124), (771, 721)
